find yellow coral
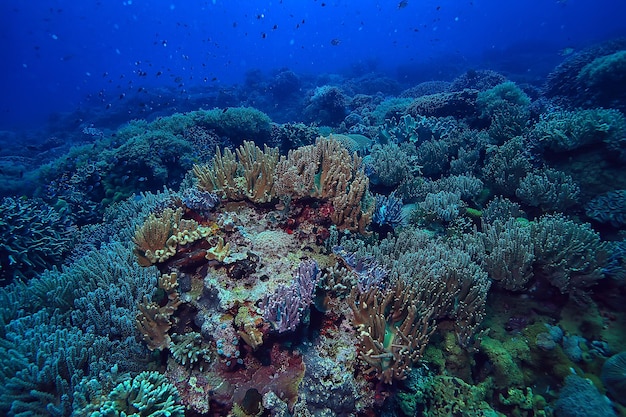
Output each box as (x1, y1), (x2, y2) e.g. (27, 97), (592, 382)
(206, 236), (231, 262)
(133, 208), (214, 266)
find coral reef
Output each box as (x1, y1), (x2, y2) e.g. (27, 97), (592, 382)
(4, 44), (626, 416)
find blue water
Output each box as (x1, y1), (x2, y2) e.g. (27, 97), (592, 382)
(2, 0), (625, 131)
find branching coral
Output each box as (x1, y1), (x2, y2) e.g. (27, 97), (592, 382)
(530, 108), (626, 156)
(479, 218), (535, 291)
(275, 135), (374, 233)
(348, 281), (435, 384)
(516, 168), (580, 212)
(586, 189), (626, 227)
(193, 141), (279, 203)
(262, 259), (321, 333)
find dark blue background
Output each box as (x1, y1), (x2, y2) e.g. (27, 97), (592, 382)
(2, 0), (625, 130)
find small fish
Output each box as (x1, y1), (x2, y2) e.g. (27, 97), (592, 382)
(559, 47), (575, 56)
(330, 38), (341, 46)
(397, 0), (408, 9)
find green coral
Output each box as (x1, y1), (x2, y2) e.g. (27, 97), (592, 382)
(190, 107), (272, 143)
(476, 82), (531, 144)
(479, 336), (530, 388)
(89, 371), (184, 417)
(578, 50), (626, 88)
(170, 332), (212, 370)
(476, 81), (531, 116)
(370, 97), (413, 124)
(397, 369), (501, 417)
(101, 128), (193, 205)
(531, 108), (626, 155)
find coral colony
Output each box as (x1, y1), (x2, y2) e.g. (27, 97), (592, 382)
(2, 39), (626, 417)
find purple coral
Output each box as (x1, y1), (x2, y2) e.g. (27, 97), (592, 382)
(372, 192), (404, 229)
(181, 188), (220, 217)
(332, 246), (387, 292)
(262, 259), (321, 333)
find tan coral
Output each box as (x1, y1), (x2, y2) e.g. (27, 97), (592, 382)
(136, 272), (183, 351)
(133, 208), (214, 266)
(274, 135), (374, 233)
(133, 207), (183, 267)
(348, 281), (435, 384)
(194, 141), (279, 203)
(136, 297), (179, 351)
(206, 236), (231, 262)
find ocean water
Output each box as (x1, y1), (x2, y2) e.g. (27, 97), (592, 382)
(2, 0), (625, 130)
(1, 1), (626, 416)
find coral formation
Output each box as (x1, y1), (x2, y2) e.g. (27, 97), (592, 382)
(3, 41), (626, 416)
(0, 196), (73, 283)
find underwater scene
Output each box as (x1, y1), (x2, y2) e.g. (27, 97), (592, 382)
(2, 0), (626, 416)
